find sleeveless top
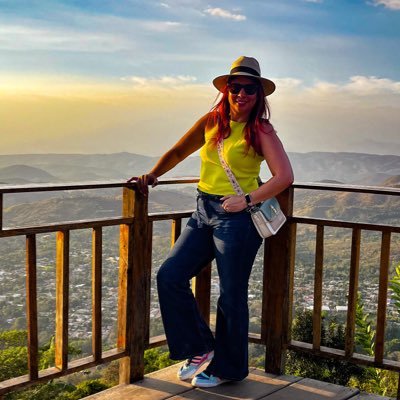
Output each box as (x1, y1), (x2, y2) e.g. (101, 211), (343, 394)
(197, 120), (264, 195)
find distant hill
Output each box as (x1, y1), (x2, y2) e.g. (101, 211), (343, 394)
(0, 151), (399, 185)
(3, 189), (196, 228)
(0, 153), (158, 182)
(288, 152), (400, 185)
(3, 177), (399, 230)
(381, 175), (400, 188)
(0, 165), (59, 184)
(294, 176), (400, 224)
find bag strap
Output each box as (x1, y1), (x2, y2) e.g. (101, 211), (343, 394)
(217, 140), (245, 196)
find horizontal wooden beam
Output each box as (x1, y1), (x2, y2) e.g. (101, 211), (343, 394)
(0, 217), (133, 237)
(293, 216), (400, 233)
(147, 332), (264, 349)
(0, 178), (200, 194)
(0, 348), (127, 395)
(149, 211), (193, 222)
(0, 181), (128, 193)
(292, 182), (400, 196)
(289, 340), (400, 372)
(2, 180), (399, 196)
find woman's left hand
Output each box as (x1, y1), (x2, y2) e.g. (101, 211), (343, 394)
(221, 195), (247, 213)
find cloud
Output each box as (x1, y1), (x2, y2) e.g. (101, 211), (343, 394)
(304, 0), (323, 3)
(140, 20), (183, 32)
(307, 75), (400, 97)
(270, 75), (400, 155)
(271, 75), (400, 97)
(370, 0), (400, 10)
(0, 23), (129, 52)
(203, 7), (246, 21)
(121, 75), (198, 87)
(1, 74), (399, 156)
(343, 75), (400, 94)
(273, 78), (303, 90)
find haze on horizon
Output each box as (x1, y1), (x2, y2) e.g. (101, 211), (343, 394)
(1, 0), (399, 157)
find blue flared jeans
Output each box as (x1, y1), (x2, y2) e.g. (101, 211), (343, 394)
(157, 191), (262, 381)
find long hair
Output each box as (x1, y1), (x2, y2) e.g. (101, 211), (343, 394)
(207, 78), (272, 156)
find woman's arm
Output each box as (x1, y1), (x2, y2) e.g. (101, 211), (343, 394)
(128, 114), (208, 195)
(249, 123), (294, 204)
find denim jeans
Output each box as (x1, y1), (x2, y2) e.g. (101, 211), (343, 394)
(157, 191), (263, 381)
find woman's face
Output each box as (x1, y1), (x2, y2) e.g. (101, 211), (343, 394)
(227, 76), (259, 121)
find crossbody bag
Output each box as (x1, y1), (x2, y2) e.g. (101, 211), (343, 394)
(217, 140), (286, 238)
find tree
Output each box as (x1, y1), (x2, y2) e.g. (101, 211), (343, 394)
(349, 291), (398, 397)
(0, 330), (27, 349)
(285, 309), (364, 386)
(58, 380), (110, 400)
(389, 264), (400, 313)
(38, 336), (81, 370)
(5, 382), (75, 400)
(0, 346), (28, 381)
(144, 347), (178, 374)
(354, 293), (374, 356)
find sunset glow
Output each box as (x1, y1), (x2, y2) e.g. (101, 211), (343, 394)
(1, 0), (399, 155)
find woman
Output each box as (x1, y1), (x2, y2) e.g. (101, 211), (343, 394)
(129, 56), (293, 388)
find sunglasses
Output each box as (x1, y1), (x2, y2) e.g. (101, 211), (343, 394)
(227, 83), (259, 95)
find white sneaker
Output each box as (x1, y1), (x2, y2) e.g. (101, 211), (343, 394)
(177, 351), (214, 380)
(191, 371), (228, 387)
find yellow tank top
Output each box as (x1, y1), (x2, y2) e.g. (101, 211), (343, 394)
(198, 120), (264, 195)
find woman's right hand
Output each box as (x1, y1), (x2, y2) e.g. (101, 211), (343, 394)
(127, 173), (158, 196)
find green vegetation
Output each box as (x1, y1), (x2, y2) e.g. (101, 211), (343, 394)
(390, 265), (400, 311)
(282, 278), (400, 398)
(285, 310), (364, 386)
(348, 286), (399, 397)
(144, 347), (178, 374)
(1, 187), (400, 398)
(0, 330), (177, 400)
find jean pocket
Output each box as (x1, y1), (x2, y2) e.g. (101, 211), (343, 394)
(209, 199), (226, 214)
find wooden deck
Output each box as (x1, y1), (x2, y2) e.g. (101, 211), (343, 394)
(85, 363), (394, 400)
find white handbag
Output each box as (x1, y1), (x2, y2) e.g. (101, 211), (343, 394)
(217, 141), (286, 238)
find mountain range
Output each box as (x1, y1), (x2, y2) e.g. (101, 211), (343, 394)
(0, 151), (399, 186)
(1, 151), (399, 228)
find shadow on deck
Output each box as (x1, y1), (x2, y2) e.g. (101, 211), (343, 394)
(85, 364), (393, 400)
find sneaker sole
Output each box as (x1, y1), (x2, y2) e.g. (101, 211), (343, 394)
(191, 378), (227, 388)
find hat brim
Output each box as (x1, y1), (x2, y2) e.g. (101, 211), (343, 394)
(213, 73), (276, 96)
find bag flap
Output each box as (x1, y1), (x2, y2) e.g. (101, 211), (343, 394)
(258, 197), (282, 221)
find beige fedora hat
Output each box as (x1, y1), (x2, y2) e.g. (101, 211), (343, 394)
(213, 56), (275, 96)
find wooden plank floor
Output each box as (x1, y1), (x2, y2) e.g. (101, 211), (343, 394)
(85, 363), (395, 400)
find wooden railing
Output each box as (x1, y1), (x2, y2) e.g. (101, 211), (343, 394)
(0, 180), (399, 398)
(288, 183), (400, 400)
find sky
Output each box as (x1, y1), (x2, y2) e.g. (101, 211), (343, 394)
(0, 0), (400, 156)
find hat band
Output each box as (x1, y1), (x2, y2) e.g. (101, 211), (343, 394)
(230, 66), (260, 77)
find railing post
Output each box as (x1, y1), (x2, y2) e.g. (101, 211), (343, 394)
(345, 228), (361, 357)
(55, 231), (70, 371)
(92, 227), (102, 362)
(118, 185), (151, 383)
(313, 225), (324, 350)
(263, 186), (295, 375)
(26, 234), (39, 380)
(0, 193), (3, 230)
(375, 231), (391, 363)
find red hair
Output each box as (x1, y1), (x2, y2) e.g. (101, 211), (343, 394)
(207, 79), (272, 156)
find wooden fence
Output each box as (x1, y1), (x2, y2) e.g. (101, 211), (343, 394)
(0, 180), (399, 398)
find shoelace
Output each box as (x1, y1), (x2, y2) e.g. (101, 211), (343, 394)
(186, 354), (207, 366)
